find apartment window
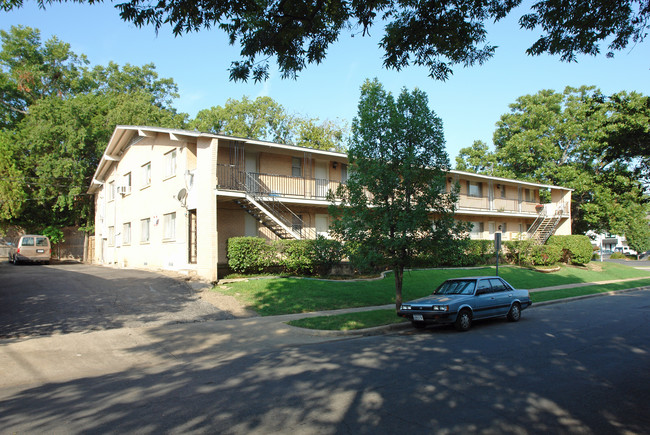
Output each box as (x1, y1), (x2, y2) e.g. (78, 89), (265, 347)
(470, 221), (484, 236)
(164, 149), (177, 179)
(108, 226), (115, 246)
(141, 162), (151, 187)
(498, 222), (507, 233)
(524, 188), (535, 202)
(341, 164), (348, 183)
(468, 181), (482, 197)
(123, 222), (131, 245)
(140, 218), (150, 243)
(292, 157), (302, 177)
(108, 181), (115, 201)
(123, 172), (132, 195)
(163, 212), (176, 240)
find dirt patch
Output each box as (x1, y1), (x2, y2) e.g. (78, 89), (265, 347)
(199, 288), (258, 318)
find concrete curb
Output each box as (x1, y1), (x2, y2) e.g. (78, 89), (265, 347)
(291, 285), (650, 336)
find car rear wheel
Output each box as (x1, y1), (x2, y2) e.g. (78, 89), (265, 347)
(412, 321), (426, 329)
(12, 255), (19, 265)
(454, 310), (472, 332)
(507, 303), (521, 322)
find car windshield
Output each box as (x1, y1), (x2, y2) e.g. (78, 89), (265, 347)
(434, 280), (476, 295)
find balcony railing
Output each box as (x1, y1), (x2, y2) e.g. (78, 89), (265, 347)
(217, 165), (562, 215)
(217, 164), (341, 200)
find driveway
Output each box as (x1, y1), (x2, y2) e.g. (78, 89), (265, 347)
(0, 262), (234, 338)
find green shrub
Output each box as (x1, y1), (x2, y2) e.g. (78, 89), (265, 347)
(275, 240), (315, 275)
(609, 252), (626, 259)
(412, 238), (493, 268)
(344, 241), (386, 274)
(227, 237), (276, 274)
(547, 235), (593, 265)
(275, 238), (344, 275)
(311, 236), (344, 275)
(503, 240), (535, 265)
(530, 244), (562, 266)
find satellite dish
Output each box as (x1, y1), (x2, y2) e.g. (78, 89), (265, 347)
(177, 188), (188, 203)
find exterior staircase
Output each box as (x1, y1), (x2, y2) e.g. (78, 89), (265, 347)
(527, 207), (563, 244)
(233, 172), (314, 240)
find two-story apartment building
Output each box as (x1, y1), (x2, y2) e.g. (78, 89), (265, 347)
(89, 126), (572, 281)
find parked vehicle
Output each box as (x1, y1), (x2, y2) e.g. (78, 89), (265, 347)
(397, 276), (532, 331)
(10, 235), (51, 265)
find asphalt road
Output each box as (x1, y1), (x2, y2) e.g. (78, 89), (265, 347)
(0, 261), (231, 338)
(0, 262), (648, 434)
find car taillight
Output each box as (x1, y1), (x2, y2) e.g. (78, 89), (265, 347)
(17, 247), (20, 253)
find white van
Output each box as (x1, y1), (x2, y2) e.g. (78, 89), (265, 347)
(10, 235), (51, 264)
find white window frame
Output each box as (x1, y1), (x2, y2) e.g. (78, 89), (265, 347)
(141, 162), (151, 188)
(470, 221), (484, 237)
(468, 181), (482, 198)
(123, 172), (132, 195)
(140, 218), (150, 243)
(123, 222), (131, 245)
(163, 212), (176, 241)
(164, 149), (177, 179)
(291, 157), (302, 177)
(108, 226), (115, 246)
(108, 181), (115, 201)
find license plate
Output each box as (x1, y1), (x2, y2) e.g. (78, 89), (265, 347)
(37, 249), (44, 253)
(413, 314), (424, 321)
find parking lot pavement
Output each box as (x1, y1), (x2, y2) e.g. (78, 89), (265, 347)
(0, 262), (236, 338)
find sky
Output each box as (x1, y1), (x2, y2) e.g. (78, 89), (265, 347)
(1, 2), (649, 164)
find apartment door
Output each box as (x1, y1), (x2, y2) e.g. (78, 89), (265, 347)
(245, 152), (259, 193)
(488, 221), (496, 237)
(315, 161), (328, 198)
(188, 210), (197, 264)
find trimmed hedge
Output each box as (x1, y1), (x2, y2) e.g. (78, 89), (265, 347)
(227, 237), (276, 274)
(227, 236), (343, 276)
(530, 244), (562, 266)
(547, 235), (593, 265)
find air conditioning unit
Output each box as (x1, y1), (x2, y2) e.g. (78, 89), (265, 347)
(118, 186), (131, 195)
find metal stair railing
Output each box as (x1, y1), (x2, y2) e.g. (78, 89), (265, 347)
(527, 207), (564, 245)
(243, 171), (315, 240)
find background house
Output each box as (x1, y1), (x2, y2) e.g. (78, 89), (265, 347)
(89, 126), (572, 281)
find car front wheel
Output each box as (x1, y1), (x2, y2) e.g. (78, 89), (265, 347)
(454, 310), (472, 331)
(507, 303), (521, 322)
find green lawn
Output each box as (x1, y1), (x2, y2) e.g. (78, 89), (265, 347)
(214, 262), (650, 316)
(288, 277), (650, 331)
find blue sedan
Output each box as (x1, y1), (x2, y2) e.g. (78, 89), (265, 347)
(397, 276), (532, 331)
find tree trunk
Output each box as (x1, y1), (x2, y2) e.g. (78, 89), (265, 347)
(394, 265), (404, 311)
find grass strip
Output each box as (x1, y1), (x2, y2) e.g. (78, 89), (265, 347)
(288, 278), (650, 331)
(287, 309), (406, 330)
(215, 262), (650, 316)
(530, 278), (650, 303)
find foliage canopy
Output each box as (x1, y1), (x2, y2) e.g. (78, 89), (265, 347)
(3, 1), (649, 81)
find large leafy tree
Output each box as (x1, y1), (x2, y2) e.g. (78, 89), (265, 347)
(329, 79), (461, 309)
(4, 1), (648, 81)
(189, 95), (347, 151)
(455, 86), (650, 240)
(0, 25), (91, 128)
(0, 26), (187, 231)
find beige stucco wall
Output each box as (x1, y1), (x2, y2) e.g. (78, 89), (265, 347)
(456, 215), (536, 241)
(94, 133), (196, 272)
